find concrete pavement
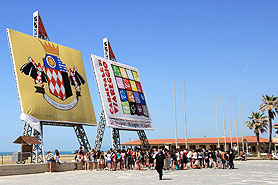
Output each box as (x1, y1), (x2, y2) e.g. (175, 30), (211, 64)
(0, 160), (277, 185)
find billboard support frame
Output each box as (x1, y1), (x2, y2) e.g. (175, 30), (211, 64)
(94, 109), (106, 150)
(94, 38), (150, 151)
(103, 37), (121, 150)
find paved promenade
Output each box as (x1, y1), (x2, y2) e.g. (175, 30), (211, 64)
(0, 160), (277, 185)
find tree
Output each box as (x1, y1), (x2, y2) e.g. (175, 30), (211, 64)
(245, 111), (268, 158)
(259, 95), (277, 153)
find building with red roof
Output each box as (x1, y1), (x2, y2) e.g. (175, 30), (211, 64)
(121, 136), (270, 152)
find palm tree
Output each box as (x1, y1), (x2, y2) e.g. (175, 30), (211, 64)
(259, 95), (278, 153)
(245, 111), (268, 158)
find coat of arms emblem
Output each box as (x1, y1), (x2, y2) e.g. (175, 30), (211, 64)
(20, 41), (85, 110)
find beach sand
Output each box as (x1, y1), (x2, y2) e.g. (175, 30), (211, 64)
(0, 154), (75, 165)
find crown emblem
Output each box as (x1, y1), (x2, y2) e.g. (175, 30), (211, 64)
(40, 41), (59, 56)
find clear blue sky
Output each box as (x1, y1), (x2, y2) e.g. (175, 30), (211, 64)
(1, 0), (278, 152)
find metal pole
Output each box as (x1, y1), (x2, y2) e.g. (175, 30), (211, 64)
(184, 80), (187, 149)
(228, 96), (232, 149)
(222, 95), (227, 151)
(234, 97), (239, 156)
(174, 79), (178, 149)
(36, 147), (38, 164)
(240, 100), (244, 153)
(1, 155), (3, 165)
(216, 94), (220, 148)
(39, 123), (45, 163)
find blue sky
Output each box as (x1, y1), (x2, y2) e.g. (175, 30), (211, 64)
(1, 0), (278, 152)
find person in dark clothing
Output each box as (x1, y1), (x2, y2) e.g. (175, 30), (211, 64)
(155, 149), (165, 180)
(126, 148), (132, 169)
(148, 149), (154, 169)
(228, 149), (235, 169)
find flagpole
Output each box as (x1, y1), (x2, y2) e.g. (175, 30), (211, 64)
(222, 95), (227, 151)
(174, 79), (178, 149)
(240, 100), (244, 153)
(216, 94), (220, 148)
(228, 96), (232, 149)
(184, 80), (187, 149)
(234, 97), (239, 156)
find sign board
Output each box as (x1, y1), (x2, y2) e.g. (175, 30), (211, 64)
(91, 55), (153, 130)
(103, 37), (117, 62)
(7, 29), (96, 126)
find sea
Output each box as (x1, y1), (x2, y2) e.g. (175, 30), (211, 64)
(0, 146), (112, 156)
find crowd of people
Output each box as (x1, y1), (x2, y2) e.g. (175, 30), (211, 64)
(73, 146), (236, 172)
(41, 145), (278, 179)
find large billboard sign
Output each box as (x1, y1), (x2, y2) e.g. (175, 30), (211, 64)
(91, 55), (153, 130)
(7, 29), (96, 126)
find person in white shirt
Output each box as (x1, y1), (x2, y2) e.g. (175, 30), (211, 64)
(106, 151), (112, 170)
(46, 151), (54, 173)
(187, 150), (193, 168)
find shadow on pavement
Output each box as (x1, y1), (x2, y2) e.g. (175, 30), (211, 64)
(162, 178), (172, 180)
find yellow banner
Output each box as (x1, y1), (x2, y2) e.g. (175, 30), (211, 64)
(7, 29), (96, 125)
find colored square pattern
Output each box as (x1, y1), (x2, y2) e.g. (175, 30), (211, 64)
(123, 79), (132, 90)
(116, 77), (125, 89)
(126, 69), (134, 80)
(119, 67), (128, 78)
(111, 64), (149, 117)
(136, 82), (143, 93)
(132, 71), (140, 82)
(130, 80), (138, 92)
(111, 65), (121, 77)
(122, 101), (130, 114)
(126, 90), (135, 102)
(119, 89), (128, 101)
(133, 92), (141, 103)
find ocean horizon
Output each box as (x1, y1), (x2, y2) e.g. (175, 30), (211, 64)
(0, 146), (113, 156)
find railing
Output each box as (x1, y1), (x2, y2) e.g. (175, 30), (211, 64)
(1, 152), (32, 165)
(1, 155), (12, 165)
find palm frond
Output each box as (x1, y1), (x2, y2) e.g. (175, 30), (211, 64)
(245, 111), (269, 135)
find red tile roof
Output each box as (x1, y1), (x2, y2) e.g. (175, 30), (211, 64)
(121, 136), (269, 146)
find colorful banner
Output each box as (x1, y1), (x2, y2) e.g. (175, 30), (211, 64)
(7, 29), (96, 126)
(91, 55), (153, 130)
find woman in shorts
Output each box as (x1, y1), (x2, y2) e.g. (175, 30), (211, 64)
(120, 150), (126, 170)
(55, 149), (60, 172)
(89, 149), (95, 170)
(106, 151), (112, 170)
(46, 151), (55, 173)
(95, 150), (100, 170)
(111, 151), (117, 171)
(84, 149), (90, 170)
(99, 151), (105, 170)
